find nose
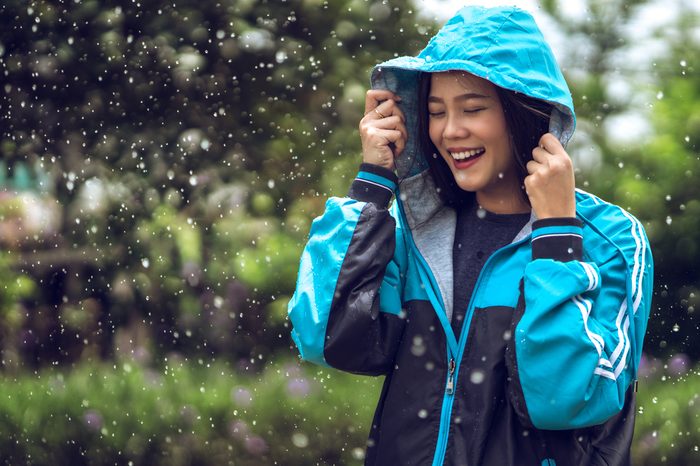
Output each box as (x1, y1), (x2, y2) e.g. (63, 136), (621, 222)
(443, 113), (469, 140)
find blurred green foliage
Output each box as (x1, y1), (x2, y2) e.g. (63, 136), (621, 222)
(0, 358), (382, 465)
(0, 0), (435, 368)
(0, 356), (696, 465)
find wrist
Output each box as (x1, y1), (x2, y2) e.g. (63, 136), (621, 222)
(347, 163), (398, 207)
(531, 217), (583, 262)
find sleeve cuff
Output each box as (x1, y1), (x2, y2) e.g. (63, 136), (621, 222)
(347, 163), (398, 207)
(531, 217), (583, 262)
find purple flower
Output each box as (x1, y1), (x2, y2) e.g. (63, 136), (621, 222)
(286, 377), (312, 398)
(228, 419), (249, 440)
(637, 431), (660, 453)
(231, 387), (253, 407)
(638, 353), (659, 379)
(244, 435), (268, 455)
(82, 410), (103, 431)
(282, 362), (302, 378)
(667, 353), (691, 376)
(131, 345), (151, 365)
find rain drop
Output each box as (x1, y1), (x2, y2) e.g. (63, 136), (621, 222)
(291, 432), (309, 448)
(470, 369), (485, 384)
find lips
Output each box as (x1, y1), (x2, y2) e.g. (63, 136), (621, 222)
(448, 147), (485, 169)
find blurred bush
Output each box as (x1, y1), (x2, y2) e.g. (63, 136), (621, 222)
(633, 353), (700, 465)
(0, 357), (382, 465)
(0, 353), (696, 465)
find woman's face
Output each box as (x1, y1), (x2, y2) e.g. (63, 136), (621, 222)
(428, 71), (525, 213)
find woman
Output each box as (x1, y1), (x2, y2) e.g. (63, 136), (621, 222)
(288, 6), (653, 465)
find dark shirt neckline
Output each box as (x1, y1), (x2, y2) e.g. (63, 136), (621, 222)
(473, 204), (532, 224)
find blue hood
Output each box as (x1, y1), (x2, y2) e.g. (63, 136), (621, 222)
(371, 5), (576, 179)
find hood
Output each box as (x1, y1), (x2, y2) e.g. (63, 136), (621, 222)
(370, 5), (576, 180)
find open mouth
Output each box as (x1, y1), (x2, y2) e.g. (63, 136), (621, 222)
(449, 148), (485, 162)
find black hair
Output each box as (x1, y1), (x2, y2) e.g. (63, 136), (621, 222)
(417, 72), (553, 209)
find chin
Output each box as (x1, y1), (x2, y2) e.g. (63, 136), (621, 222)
(452, 174), (480, 193)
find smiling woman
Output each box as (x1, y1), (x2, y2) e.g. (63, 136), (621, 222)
(288, 5), (653, 466)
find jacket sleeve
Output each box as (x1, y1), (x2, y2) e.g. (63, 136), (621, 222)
(287, 164), (407, 376)
(506, 211), (653, 430)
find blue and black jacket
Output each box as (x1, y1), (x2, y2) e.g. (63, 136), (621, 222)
(288, 6), (653, 466)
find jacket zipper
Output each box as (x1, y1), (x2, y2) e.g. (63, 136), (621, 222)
(432, 236), (530, 466)
(446, 357), (456, 394)
(394, 193), (529, 465)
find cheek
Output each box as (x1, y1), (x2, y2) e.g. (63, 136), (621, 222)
(428, 121), (441, 147)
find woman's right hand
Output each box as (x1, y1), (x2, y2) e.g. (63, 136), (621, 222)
(359, 89), (407, 170)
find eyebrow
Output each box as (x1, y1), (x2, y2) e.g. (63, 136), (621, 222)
(428, 93), (491, 103)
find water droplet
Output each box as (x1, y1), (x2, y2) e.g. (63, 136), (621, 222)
(352, 447), (365, 460)
(417, 409), (428, 419)
(476, 207), (486, 219)
(470, 369), (485, 384)
(411, 336), (426, 357)
(666, 216), (672, 225)
(141, 258), (150, 268)
(291, 432), (309, 448)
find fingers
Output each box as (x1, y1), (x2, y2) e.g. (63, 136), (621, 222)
(360, 89), (407, 166)
(364, 89), (401, 114)
(526, 159), (541, 175)
(531, 133), (572, 169)
(372, 115), (408, 143)
(364, 127), (404, 166)
(539, 133), (562, 152)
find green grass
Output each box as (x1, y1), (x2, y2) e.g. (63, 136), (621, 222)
(0, 357), (697, 465)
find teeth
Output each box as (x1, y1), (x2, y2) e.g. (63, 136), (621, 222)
(450, 148), (485, 160)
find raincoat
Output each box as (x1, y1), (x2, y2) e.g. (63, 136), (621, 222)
(288, 6), (653, 465)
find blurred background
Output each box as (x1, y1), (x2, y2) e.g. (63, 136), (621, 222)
(0, 0), (698, 464)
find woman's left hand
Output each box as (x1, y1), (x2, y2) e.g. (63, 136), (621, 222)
(524, 133), (576, 219)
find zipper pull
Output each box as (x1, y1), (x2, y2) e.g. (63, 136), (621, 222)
(446, 358), (456, 394)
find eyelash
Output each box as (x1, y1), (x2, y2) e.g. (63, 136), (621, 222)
(428, 108), (485, 117)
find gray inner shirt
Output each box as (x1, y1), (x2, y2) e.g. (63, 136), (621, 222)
(451, 202), (530, 340)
